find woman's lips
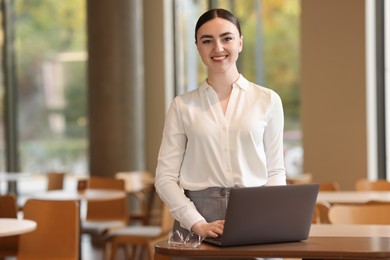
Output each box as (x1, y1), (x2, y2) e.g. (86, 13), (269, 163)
(212, 55), (228, 61)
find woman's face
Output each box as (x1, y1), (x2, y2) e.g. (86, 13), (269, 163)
(196, 17), (243, 74)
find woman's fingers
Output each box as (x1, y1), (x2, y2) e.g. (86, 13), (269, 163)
(208, 220), (224, 236)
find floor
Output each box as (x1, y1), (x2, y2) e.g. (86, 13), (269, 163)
(82, 234), (106, 260)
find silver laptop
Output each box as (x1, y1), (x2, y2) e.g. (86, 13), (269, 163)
(204, 184), (319, 247)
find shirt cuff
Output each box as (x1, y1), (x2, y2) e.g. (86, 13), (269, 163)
(179, 207), (205, 231)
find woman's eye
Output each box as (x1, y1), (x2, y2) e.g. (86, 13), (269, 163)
(224, 37), (233, 42)
(202, 39), (211, 44)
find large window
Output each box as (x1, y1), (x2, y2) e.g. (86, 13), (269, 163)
(14, 1), (87, 176)
(173, 0), (302, 176)
(0, 1), (88, 193)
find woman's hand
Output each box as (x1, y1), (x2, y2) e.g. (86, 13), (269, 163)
(191, 220), (225, 238)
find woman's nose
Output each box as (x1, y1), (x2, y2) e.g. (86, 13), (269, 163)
(214, 40), (224, 52)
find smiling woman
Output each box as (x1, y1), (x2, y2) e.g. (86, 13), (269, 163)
(173, 0), (302, 176)
(155, 9), (286, 252)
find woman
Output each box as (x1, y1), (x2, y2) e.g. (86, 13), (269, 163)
(155, 8), (286, 241)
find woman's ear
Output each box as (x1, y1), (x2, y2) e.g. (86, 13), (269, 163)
(239, 36), (244, 53)
(195, 40), (201, 53)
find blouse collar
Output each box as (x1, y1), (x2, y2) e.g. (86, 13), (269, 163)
(198, 74), (249, 95)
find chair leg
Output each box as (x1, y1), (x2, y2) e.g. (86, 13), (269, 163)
(103, 241), (109, 260)
(124, 244), (137, 260)
(134, 245), (145, 260)
(146, 241), (155, 260)
(103, 240), (113, 260)
(109, 241), (119, 260)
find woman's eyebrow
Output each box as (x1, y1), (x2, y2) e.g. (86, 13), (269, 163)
(199, 31), (234, 40)
(219, 32), (234, 37)
(199, 34), (213, 40)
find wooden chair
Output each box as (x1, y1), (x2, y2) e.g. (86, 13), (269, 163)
(328, 204), (390, 224)
(355, 178), (390, 191)
(18, 199), (79, 260)
(103, 201), (174, 260)
(47, 171), (65, 190)
(0, 194), (18, 218)
(311, 181), (336, 224)
(318, 181), (340, 191)
(286, 172), (313, 185)
(82, 176), (128, 243)
(115, 171), (155, 224)
(312, 201), (332, 224)
(0, 194), (19, 259)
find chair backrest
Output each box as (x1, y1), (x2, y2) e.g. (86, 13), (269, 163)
(318, 182), (340, 191)
(0, 194), (19, 257)
(86, 177), (128, 222)
(355, 179), (390, 191)
(328, 204), (390, 224)
(0, 194), (18, 218)
(286, 172), (313, 185)
(89, 176), (125, 190)
(18, 199), (79, 260)
(47, 172), (65, 190)
(312, 201), (332, 224)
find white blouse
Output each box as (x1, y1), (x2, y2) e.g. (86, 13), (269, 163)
(155, 75), (286, 230)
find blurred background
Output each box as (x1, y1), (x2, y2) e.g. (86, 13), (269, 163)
(0, 0), (388, 193)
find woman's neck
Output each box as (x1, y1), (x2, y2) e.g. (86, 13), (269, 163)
(206, 70), (240, 94)
(206, 70), (240, 115)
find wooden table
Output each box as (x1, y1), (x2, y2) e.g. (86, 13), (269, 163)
(0, 218), (37, 237)
(318, 190), (390, 204)
(154, 224), (390, 259)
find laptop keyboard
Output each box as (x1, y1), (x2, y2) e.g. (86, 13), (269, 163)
(204, 235), (222, 245)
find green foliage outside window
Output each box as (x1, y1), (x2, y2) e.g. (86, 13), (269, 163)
(14, 0), (87, 173)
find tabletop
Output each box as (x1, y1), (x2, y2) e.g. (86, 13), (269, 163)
(0, 218), (37, 237)
(318, 190), (390, 204)
(154, 224), (390, 260)
(0, 172), (33, 181)
(30, 189), (126, 201)
(309, 223), (390, 237)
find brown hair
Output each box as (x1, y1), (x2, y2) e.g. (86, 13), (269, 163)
(195, 8), (242, 42)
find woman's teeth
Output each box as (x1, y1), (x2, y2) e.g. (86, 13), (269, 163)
(212, 56), (226, 60)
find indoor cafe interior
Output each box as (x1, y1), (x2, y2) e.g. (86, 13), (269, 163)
(1, 0), (390, 260)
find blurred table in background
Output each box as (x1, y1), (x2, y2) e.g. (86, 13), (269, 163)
(318, 191), (390, 204)
(31, 189), (126, 202)
(0, 172), (33, 195)
(0, 218), (37, 237)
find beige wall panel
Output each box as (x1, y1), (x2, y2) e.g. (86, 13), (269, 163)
(143, 0), (173, 176)
(87, 0), (144, 177)
(301, 0), (367, 189)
